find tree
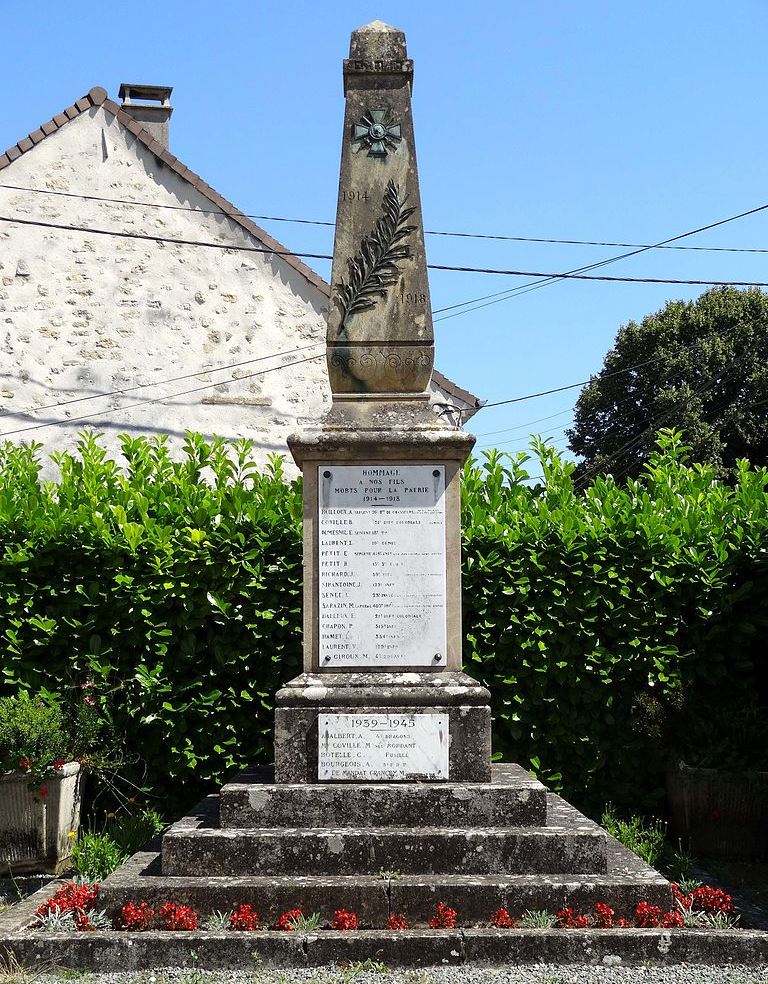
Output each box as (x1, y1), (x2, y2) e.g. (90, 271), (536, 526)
(567, 287), (768, 481)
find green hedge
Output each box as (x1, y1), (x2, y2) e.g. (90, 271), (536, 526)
(1, 430), (766, 816)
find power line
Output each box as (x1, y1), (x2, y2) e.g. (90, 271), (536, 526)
(5, 181), (768, 253)
(0, 353), (324, 438)
(1, 343), (323, 421)
(432, 199), (768, 319)
(429, 265), (768, 287)
(479, 355), (667, 411)
(3, 213), (768, 289)
(476, 425), (571, 452)
(474, 405), (575, 437)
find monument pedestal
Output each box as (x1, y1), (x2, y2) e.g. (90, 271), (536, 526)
(275, 670), (491, 783)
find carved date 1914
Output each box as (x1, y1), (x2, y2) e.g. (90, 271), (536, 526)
(335, 180), (416, 332)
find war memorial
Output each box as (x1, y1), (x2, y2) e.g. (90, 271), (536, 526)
(1, 20), (766, 971)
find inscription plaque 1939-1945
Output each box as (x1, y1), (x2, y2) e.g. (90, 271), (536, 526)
(318, 464), (446, 668)
(318, 712), (449, 781)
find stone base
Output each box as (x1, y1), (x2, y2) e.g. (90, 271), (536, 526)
(274, 671), (492, 782)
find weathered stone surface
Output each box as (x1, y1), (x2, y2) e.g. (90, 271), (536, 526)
(100, 856), (389, 924)
(305, 929), (464, 966)
(460, 928), (768, 966)
(2, 928), (768, 970)
(327, 22), (433, 395)
(220, 763), (547, 828)
(162, 822), (607, 877)
(275, 703), (491, 783)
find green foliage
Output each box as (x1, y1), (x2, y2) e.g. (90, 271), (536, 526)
(70, 831), (126, 882)
(518, 909), (558, 928)
(0, 432), (303, 810)
(462, 431), (768, 810)
(0, 692), (67, 776)
(109, 808), (165, 855)
(71, 808), (166, 880)
(1, 429), (767, 815)
(600, 806), (666, 867)
(568, 286), (768, 480)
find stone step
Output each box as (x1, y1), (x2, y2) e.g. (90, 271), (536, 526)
(161, 823), (607, 876)
(99, 845), (670, 923)
(219, 763), (547, 829)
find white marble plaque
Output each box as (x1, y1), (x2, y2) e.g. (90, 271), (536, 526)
(318, 464), (446, 668)
(318, 712), (449, 780)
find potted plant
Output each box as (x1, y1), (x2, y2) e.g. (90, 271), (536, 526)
(0, 689), (105, 873)
(666, 700), (768, 859)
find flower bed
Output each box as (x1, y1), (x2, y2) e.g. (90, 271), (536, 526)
(32, 882), (742, 934)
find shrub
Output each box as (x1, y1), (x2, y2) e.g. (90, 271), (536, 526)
(1, 430), (766, 813)
(70, 832), (126, 882)
(0, 693), (68, 781)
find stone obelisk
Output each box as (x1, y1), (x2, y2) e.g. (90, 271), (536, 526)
(278, 20), (491, 783)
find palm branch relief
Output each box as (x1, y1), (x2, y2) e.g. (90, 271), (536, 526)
(336, 180), (417, 332)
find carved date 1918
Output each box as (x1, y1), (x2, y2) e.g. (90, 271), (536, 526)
(401, 290), (426, 304)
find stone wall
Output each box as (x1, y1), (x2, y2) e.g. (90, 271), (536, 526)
(0, 103), (469, 475)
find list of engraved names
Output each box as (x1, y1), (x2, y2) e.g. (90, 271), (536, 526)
(318, 464), (446, 667)
(318, 713), (449, 780)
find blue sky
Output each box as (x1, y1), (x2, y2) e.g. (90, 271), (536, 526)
(2, 0), (767, 456)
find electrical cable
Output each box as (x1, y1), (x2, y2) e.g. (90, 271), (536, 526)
(0, 353), (324, 438)
(0, 343), (323, 420)
(3, 214), (768, 286)
(432, 200), (768, 318)
(5, 181), (768, 252)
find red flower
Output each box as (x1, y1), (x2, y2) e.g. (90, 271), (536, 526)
(84, 695), (96, 706)
(691, 885), (734, 914)
(229, 903), (260, 931)
(662, 909), (684, 927)
(491, 907), (515, 928)
(331, 908), (358, 930)
(116, 900), (155, 931)
(53, 759), (66, 770)
(38, 786), (49, 799)
(387, 912), (409, 930)
(428, 902), (457, 929)
(616, 917), (631, 928)
(36, 882), (99, 918)
(157, 902), (198, 931)
(18, 757), (31, 769)
(593, 902), (615, 929)
(670, 883), (693, 908)
(74, 912), (95, 932)
(557, 906), (589, 928)
(274, 908), (303, 931)
(635, 901), (662, 928)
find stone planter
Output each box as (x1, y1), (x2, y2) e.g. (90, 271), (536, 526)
(667, 760), (768, 859)
(0, 762), (82, 873)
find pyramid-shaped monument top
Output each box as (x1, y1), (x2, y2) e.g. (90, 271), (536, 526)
(350, 21), (406, 57)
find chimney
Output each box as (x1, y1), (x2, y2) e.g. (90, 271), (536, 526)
(118, 83), (173, 149)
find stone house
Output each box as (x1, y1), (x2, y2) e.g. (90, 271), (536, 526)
(0, 84), (479, 473)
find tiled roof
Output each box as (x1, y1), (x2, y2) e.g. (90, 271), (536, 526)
(0, 86), (481, 412)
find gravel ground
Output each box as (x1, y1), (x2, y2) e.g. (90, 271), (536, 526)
(26, 966), (768, 984)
